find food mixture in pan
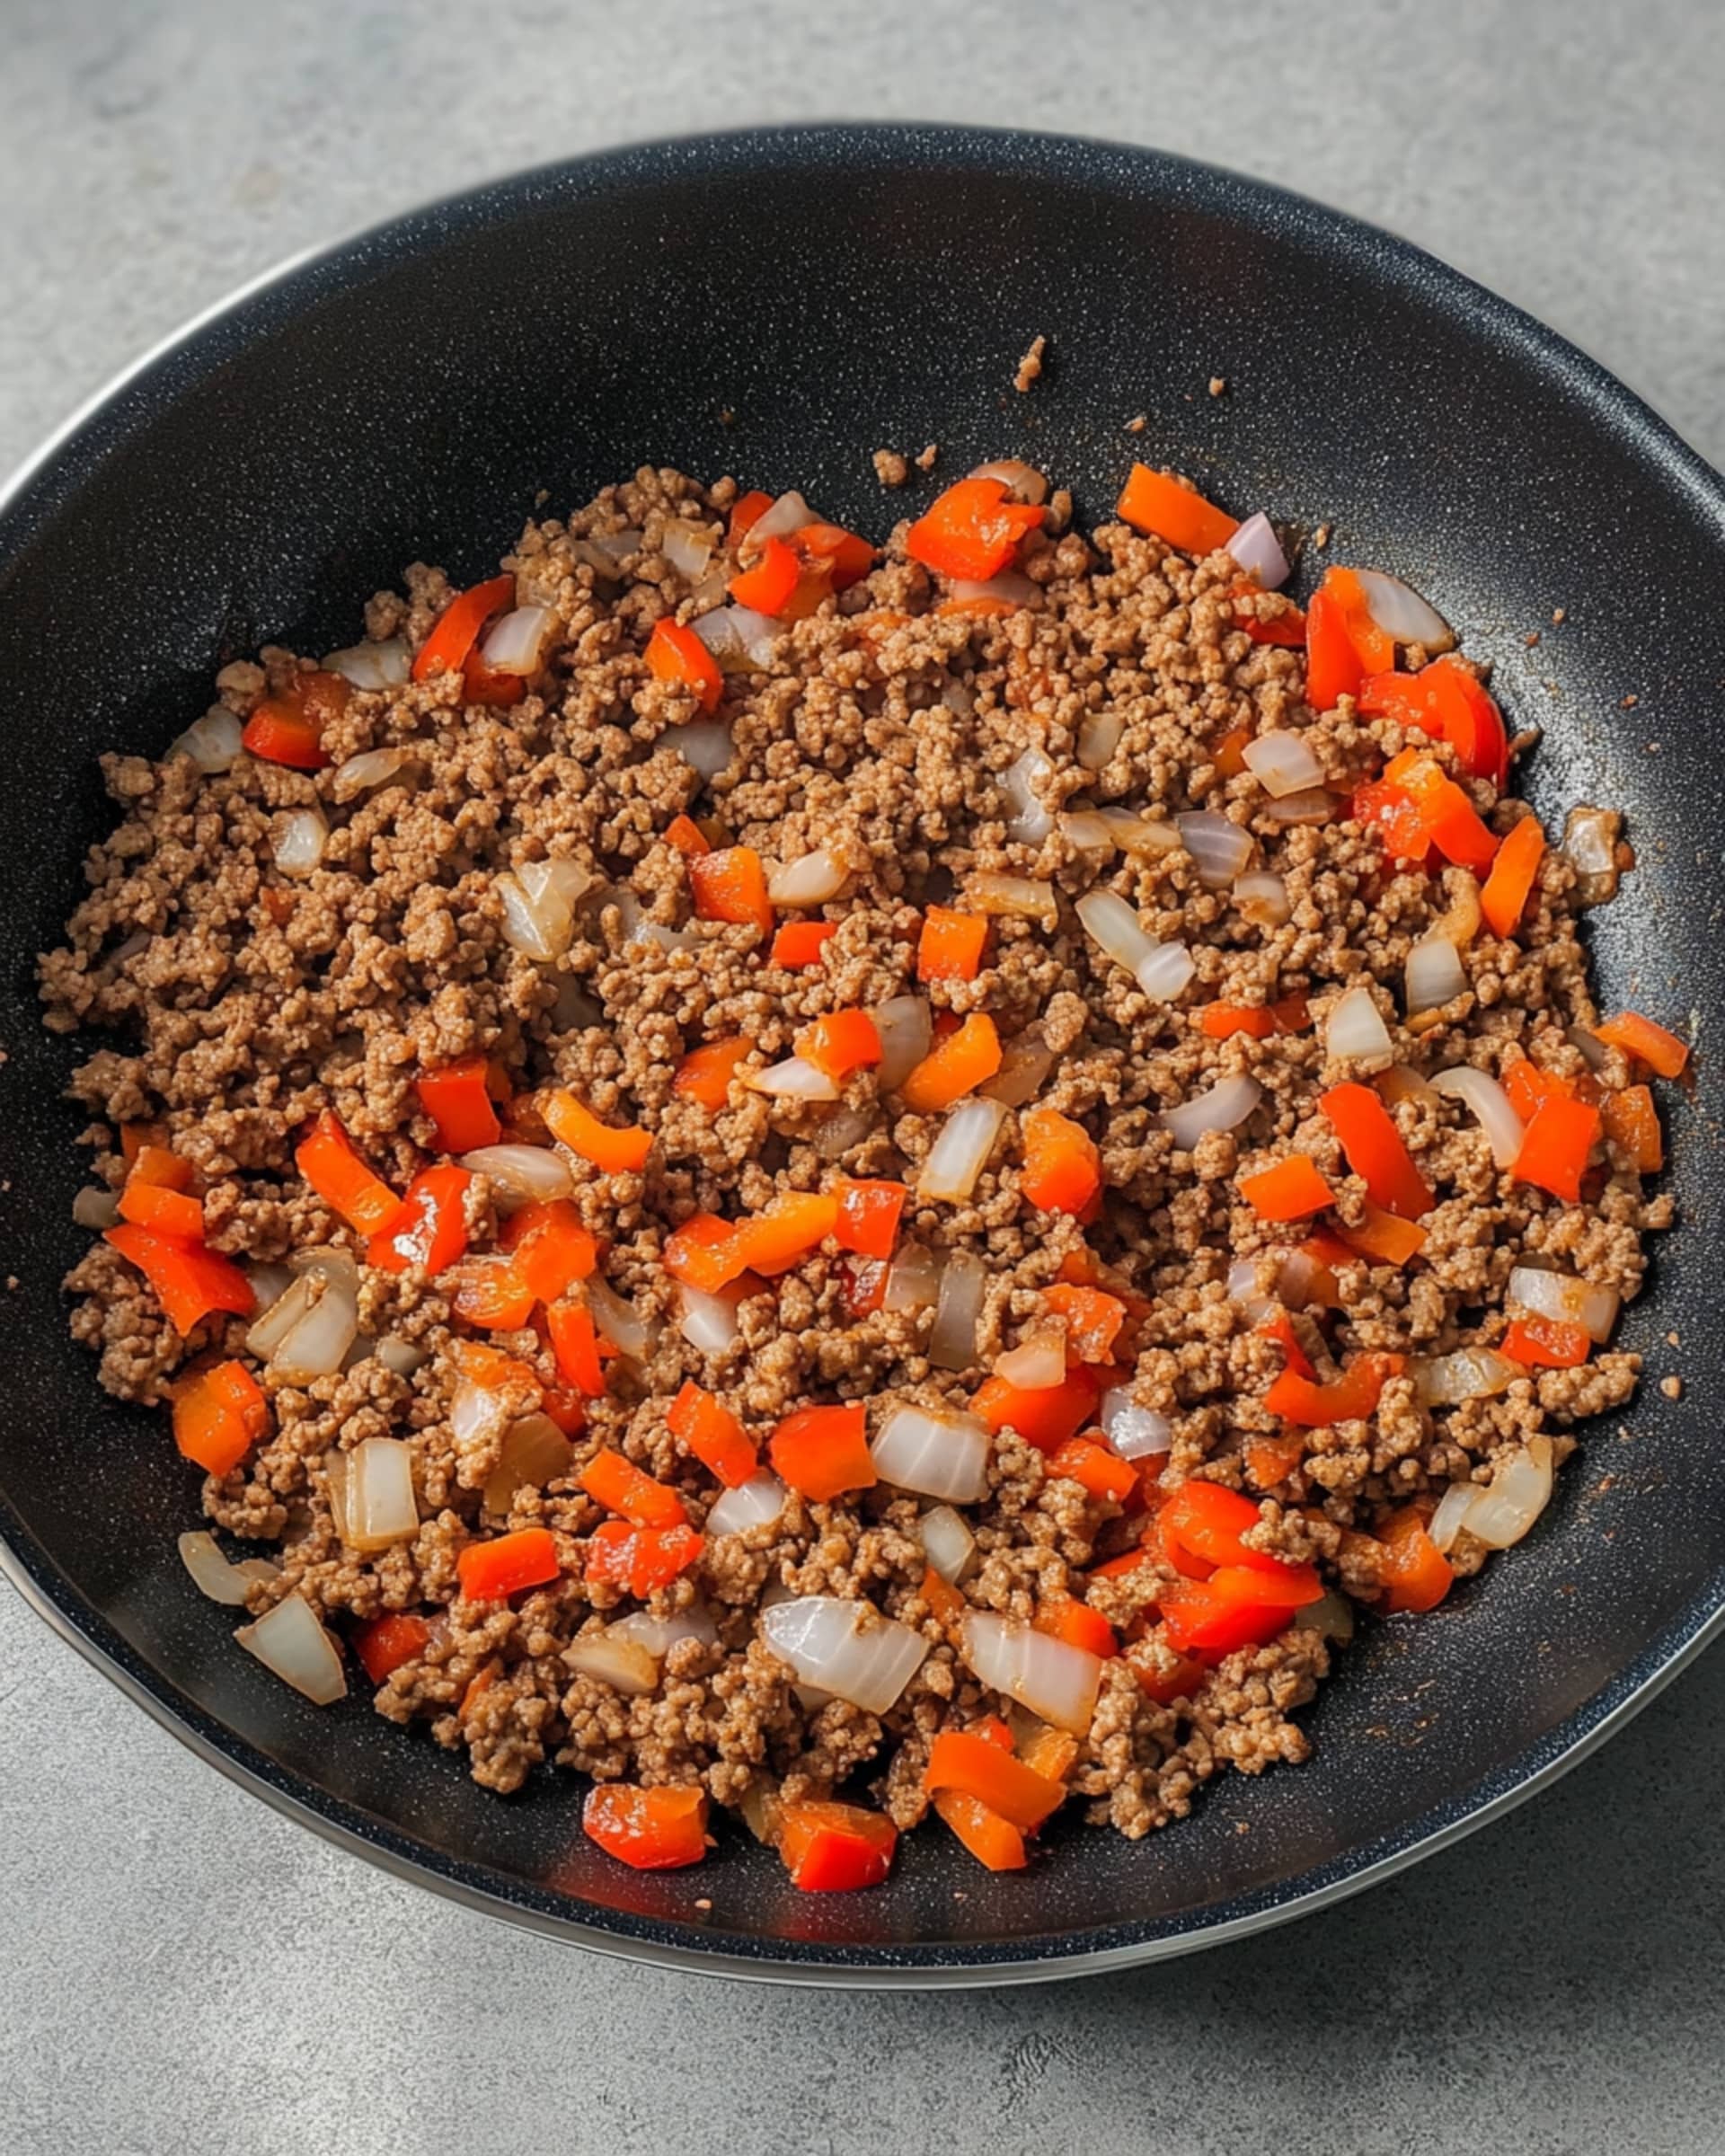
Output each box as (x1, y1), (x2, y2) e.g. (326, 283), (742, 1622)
(40, 451), (1689, 1888)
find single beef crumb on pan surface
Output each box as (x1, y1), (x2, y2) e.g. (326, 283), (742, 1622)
(39, 455), (1684, 1885)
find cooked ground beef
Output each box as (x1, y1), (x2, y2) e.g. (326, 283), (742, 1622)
(38, 458), (1673, 1865)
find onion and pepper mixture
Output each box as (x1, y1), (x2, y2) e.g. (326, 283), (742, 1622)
(40, 451), (1686, 1889)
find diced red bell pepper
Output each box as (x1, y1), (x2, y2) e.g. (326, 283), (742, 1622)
(971, 1365), (1103, 1453)
(898, 1012), (1001, 1112)
(832, 1178), (907, 1260)
(1320, 1082), (1434, 1219)
(1501, 1314), (1591, 1369)
(1264, 1351), (1405, 1426)
(768, 1403), (874, 1502)
(500, 1198), (599, 1303)
(579, 1447), (689, 1528)
(447, 1253), (537, 1330)
(932, 1789), (1028, 1872)
(457, 1525), (561, 1602)
(413, 575), (517, 684)
(353, 1613), (431, 1684)
(907, 477), (1046, 581)
(924, 1730), (1067, 1832)
(689, 846), (774, 938)
(584, 1520), (703, 1596)
(103, 1224), (255, 1337)
(644, 617), (723, 714)
(415, 1056), (502, 1154)
(666, 1380), (758, 1488)
(1239, 1155), (1333, 1222)
(1020, 1107), (1101, 1216)
(770, 921), (838, 969)
(777, 1798), (898, 1892)
(1031, 1595), (1119, 1660)
(1594, 1010), (1689, 1079)
(1043, 1283), (1127, 1363)
(672, 1038), (753, 1110)
(240, 670), (349, 771)
(1115, 464), (1236, 557)
(366, 1165), (473, 1275)
(662, 1211), (743, 1294)
(583, 1783), (710, 1870)
(541, 1088), (654, 1175)
(795, 1009), (883, 1082)
(296, 1110), (406, 1238)
(1159, 1561), (1324, 1654)
(1376, 1507), (1453, 1613)
(172, 1358), (269, 1476)
(546, 1297), (609, 1396)
(1044, 1437), (1138, 1505)
(1159, 1480), (1288, 1576)
(916, 906), (988, 983)
(118, 1178), (204, 1241)
(730, 1192), (838, 1277)
(1513, 1092), (1601, 1204)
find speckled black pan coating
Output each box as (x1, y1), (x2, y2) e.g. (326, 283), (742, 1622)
(1, 125), (1721, 1985)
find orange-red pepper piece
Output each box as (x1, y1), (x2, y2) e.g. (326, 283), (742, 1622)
(103, 1224), (255, 1337)
(1020, 1106), (1101, 1215)
(413, 576), (516, 684)
(667, 1381), (758, 1489)
(794, 1009), (883, 1082)
(1320, 1082), (1435, 1219)
(415, 1055), (502, 1155)
(583, 1783), (709, 1871)
(644, 618), (723, 714)
(172, 1359), (269, 1476)
(916, 906), (989, 984)
(296, 1110), (406, 1238)
(672, 1038), (752, 1112)
(1376, 1507), (1453, 1613)
(767, 1402), (874, 1501)
(541, 1089), (653, 1174)
(579, 1447), (689, 1529)
(1115, 464), (1236, 557)
(353, 1613), (431, 1685)
(1264, 1351), (1405, 1427)
(1513, 1092), (1601, 1204)
(1239, 1155), (1334, 1221)
(907, 477), (1046, 581)
(584, 1519), (703, 1596)
(769, 921), (838, 969)
(832, 1178), (907, 1260)
(898, 1012), (1002, 1112)
(689, 846), (774, 938)
(457, 1525), (561, 1602)
(365, 1165), (473, 1275)
(1594, 1011), (1689, 1079)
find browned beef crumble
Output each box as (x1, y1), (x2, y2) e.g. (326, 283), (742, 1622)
(39, 461), (1669, 1846)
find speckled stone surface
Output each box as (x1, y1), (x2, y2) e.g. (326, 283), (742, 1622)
(5, 2), (1725, 2149)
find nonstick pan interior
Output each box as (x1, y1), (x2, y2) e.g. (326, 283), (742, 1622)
(0, 126), (1720, 1982)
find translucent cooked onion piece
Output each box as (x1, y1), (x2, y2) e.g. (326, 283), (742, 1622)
(73, 1185), (120, 1230)
(274, 809), (327, 878)
(662, 716), (736, 776)
(1561, 805), (1622, 905)
(918, 1503), (978, 1584)
(1411, 1348), (1523, 1408)
(767, 849), (849, 906)
(930, 1249), (987, 1372)
(746, 1055), (840, 1102)
(1427, 1478), (1482, 1555)
(870, 1404), (991, 1503)
(497, 860), (588, 962)
(950, 569), (1042, 609)
(1175, 810), (1253, 888)
(322, 637), (411, 689)
(1324, 984), (1393, 1063)
(969, 458), (1049, 505)
(1161, 1074), (1262, 1153)
(1076, 710), (1125, 771)
(248, 1271), (358, 1380)
(332, 747), (415, 801)
(376, 1334), (428, 1378)
(1076, 889), (1157, 977)
(1100, 1387), (1172, 1461)
(812, 1104), (875, 1160)
(918, 1099), (1007, 1201)
(964, 872), (1058, 924)
(995, 1330), (1066, 1390)
(177, 1531), (280, 1606)
(563, 1632), (659, 1696)
(960, 1611), (1101, 1734)
(169, 705), (243, 773)
(660, 521), (716, 579)
(1226, 1257), (1273, 1323)
(981, 1026), (1055, 1107)
(1234, 870), (1292, 926)
(706, 1472), (788, 1537)
(1431, 1066), (1524, 1168)
(1242, 732), (1323, 798)
(1464, 1436), (1554, 1549)
(1225, 512), (1290, 590)
(348, 1437), (419, 1551)
(451, 1378), (514, 1454)
(1356, 570), (1453, 651)
(1058, 810), (1115, 854)
(587, 1277), (655, 1360)
(1406, 936), (1467, 1016)
(883, 1241), (941, 1312)
(759, 1595), (929, 1714)
(1000, 747), (1055, 844)
(1506, 1265), (1620, 1343)
(678, 1280), (740, 1353)
(607, 1603), (719, 1657)
(749, 490), (815, 543)
(1097, 807), (1181, 856)
(234, 1591), (348, 1706)
(872, 995), (933, 1091)
(1287, 1588), (1354, 1644)
(1261, 788), (1336, 826)
(458, 1144), (574, 1207)
(482, 1413), (573, 1512)
(1135, 941), (1196, 1003)
(480, 604), (553, 675)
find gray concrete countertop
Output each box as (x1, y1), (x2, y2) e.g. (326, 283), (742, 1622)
(5, 4), (1724, 2151)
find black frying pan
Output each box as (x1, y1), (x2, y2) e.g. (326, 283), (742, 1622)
(1, 125), (1719, 1985)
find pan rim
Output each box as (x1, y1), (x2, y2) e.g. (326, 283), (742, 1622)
(4, 119), (1722, 1984)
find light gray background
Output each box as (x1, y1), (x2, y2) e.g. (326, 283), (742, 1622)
(4, 3), (1724, 2151)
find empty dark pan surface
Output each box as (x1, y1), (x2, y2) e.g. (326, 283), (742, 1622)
(1, 125), (1720, 1984)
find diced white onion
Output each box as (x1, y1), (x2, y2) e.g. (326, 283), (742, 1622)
(941, 676), (976, 717)
(1464, 1436), (1554, 1549)
(1428, 1478), (1482, 1554)
(564, 1632), (659, 1695)
(1059, 810), (1116, 853)
(661, 522), (716, 579)
(663, 718), (735, 778)
(1097, 807), (1181, 856)
(1076, 711), (1124, 770)
(247, 1271), (357, 1380)
(918, 1098), (1007, 1201)
(746, 1055), (839, 1103)
(918, 1504), (978, 1584)
(74, 1185), (120, 1230)
(322, 637), (411, 690)
(607, 1603), (719, 1657)
(759, 1595), (930, 1715)
(451, 1379), (514, 1454)
(482, 1413), (573, 1512)
(234, 1591), (347, 1706)
(1287, 1588), (1354, 1643)
(812, 1105), (875, 1160)
(1225, 512), (1290, 590)
(497, 857), (590, 963)
(1379, 1063), (1441, 1109)
(749, 490), (815, 543)
(1431, 1066), (1525, 1169)
(1568, 1025), (1611, 1074)
(291, 1244), (359, 1294)
(1324, 985), (1393, 1063)
(767, 849), (849, 906)
(177, 1532), (280, 1606)
(1101, 1387), (1172, 1461)
(870, 1404), (991, 1503)
(1234, 870), (1292, 925)
(169, 705), (243, 773)
(678, 1282), (740, 1354)
(883, 1242), (941, 1312)
(1242, 732), (1324, 798)
(960, 1611), (1101, 1734)
(1412, 1348), (1522, 1408)
(706, 1473), (788, 1537)
(1356, 570), (1453, 651)
(376, 1334), (427, 1378)
(1506, 1265), (1620, 1343)
(1176, 810), (1254, 888)
(1261, 789), (1337, 826)
(872, 995), (933, 1091)
(585, 527), (644, 564)
(1226, 1257), (1273, 1324)
(458, 1144), (574, 1207)
(587, 1277), (654, 1360)
(1000, 747), (1055, 844)
(969, 458), (1049, 505)
(930, 1250), (987, 1372)
(950, 569), (1041, 610)
(1406, 936), (1467, 1016)
(273, 809), (327, 879)
(995, 1330), (1066, 1389)
(347, 1438), (419, 1551)
(1161, 1074), (1262, 1153)
(480, 604), (553, 675)
(981, 1026), (1055, 1107)
(1135, 941), (1197, 1003)
(964, 872), (1058, 923)
(332, 747), (415, 801)
(1077, 888), (1157, 976)
(1561, 806), (1621, 903)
